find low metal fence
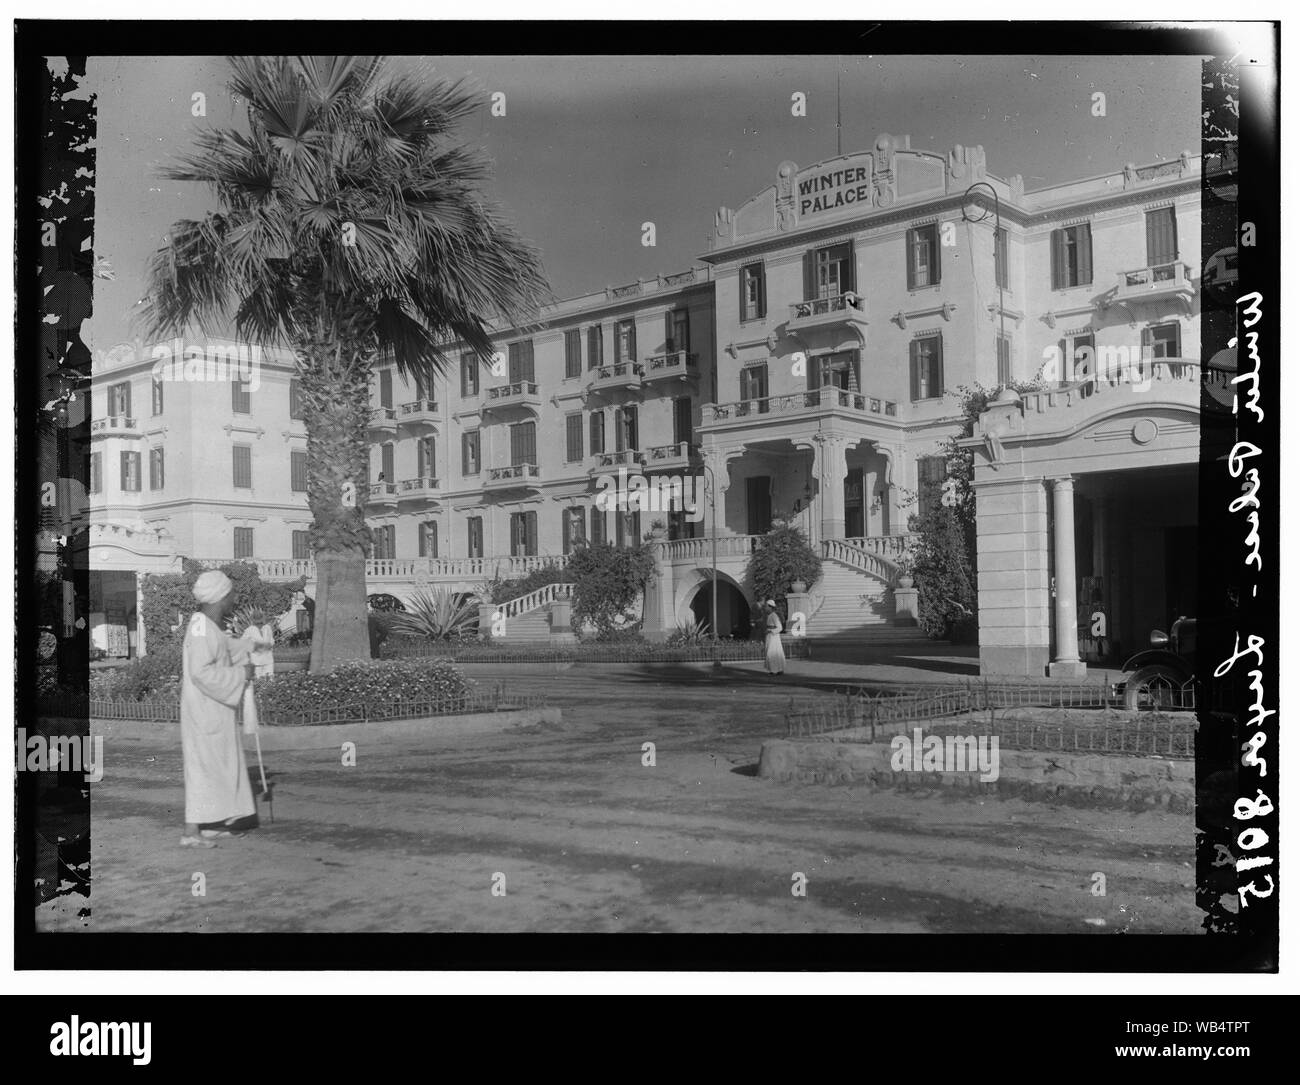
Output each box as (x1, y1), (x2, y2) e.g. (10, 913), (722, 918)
(40, 689), (547, 728)
(383, 636), (813, 663)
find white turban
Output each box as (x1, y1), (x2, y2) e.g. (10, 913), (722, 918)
(193, 570), (233, 605)
(765, 599), (777, 608)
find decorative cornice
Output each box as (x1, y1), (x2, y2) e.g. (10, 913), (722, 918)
(223, 422), (266, 439)
(892, 302), (956, 330)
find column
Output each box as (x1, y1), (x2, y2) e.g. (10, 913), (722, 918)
(814, 434), (848, 541)
(1048, 476), (1086, 678)
(974, 475), (1051, 676)
(875, 444), (904, 536)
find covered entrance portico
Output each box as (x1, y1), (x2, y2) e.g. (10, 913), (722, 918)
(965, 369), (1201, 677)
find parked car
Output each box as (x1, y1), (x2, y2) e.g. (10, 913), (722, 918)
(1113, 617), (1195, 711)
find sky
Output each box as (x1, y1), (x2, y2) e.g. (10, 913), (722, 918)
(80, 53), (1203, 353)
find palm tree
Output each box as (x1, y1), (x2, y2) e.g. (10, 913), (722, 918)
(140, 56), (550, 670)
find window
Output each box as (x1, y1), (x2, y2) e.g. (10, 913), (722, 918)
(233, 527), (254, 559)
(120, 451), (141, 491)
(1145, 206), (1178, 267)
(917, 457), (947, 520)
(89, 452), (102, 495)
(909, 335), (944, 401)
(740, 262), (767, 321)
(1050, 223), (1093, 289)
(148, 447), (165, 490)
(994, 227), (1009, 290)
(418, 520), (439, 559)
(589, 411), (606, 456)
(233, 444), (252, 489)
(291, 530), (311, 559)
(151, 378), (164, 416)
(906, 225), (940, 289)
(562, 506), (586, 556)
(371, 525), (396, 559)
(379, 443), (394, 482)
(462, 431), (480, 476)
(997, 335), (1013, 385)
(289, 378), (305, 420)
(1067, 333), (1095, 380)
(665, 309), (690, 354)
(232, 377), (251, 414)
(108, 381), (131, 420)
(510, 511), (538, 557)
(615, 319), (636, 364)
(590, 506), (607, 547)
(467, 516), (484, 559)
(378, 369), (394, 409)
(417, 436), (436, 480)
(739, 364), (769, 413)
(806, 241), (855, 300)
(614, 404), (638, 452)
(616, 509), (641, 549)
(461, 353), (480, 398)
(1144, 322), (1181, 360)
(508, 340), (535, 384)
(565, 413), (584, 463)
(509, 421), (537, 466)
(809, 350), (859, 392)
(673, 397), (693, 447)
(564, 329), (582, 379)
(587, 325), (604, 370)
(291, 449), (308, 492)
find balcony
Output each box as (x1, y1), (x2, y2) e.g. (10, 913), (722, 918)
(701, 386), (899, 434)
(90, 415), (141, 438)
(482, 381), (541, 416)
(642, 351), (698, 385)
(588, 448), (645, 479)
(367, 481), (398, 508)
(397, 476), (440, 503)
(643, 441), (695, 472)
(787, 291), (869, 335)
(368, 406), (398, 436)
(484, 462), (542, 492)
(397, 398), (439, 431)
(586, 362), (642, 396)
(1106, 261), (1196, 318)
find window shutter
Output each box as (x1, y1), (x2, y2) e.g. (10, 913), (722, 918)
(665, 310), (676, 353)
(1146, 207), (1177, 266)
(90, 452), (101, 494)
(845, 239), (857, 293)
(123, 382), (132, 419)
(909, 340), (920, 400)
(379, 369), (393, 409)
(381, 443), (394, 480)
(628, 323), (637, 363)
(1050, 228), (1065, 290)
(614, 407), (625, 452)
(738, 268), (748, 322)
(524, 340), (535, 383)
(905, 229), (917, 290)
(757, 263), (767, 318)
(935, 335), (945, 395)
(1076, 223), (1093, 285)
(526, 511), (538, 555)
(803, 250), (815, 301)
(929, 228), (940, 286)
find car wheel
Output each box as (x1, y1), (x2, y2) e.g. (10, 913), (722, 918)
(1124, 664), (1189, 712)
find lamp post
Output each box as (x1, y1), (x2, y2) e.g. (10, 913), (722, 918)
(962, 181), (1006, 385)
(700, 461), (721, 670)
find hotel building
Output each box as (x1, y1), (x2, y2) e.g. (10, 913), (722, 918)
(87, 133), (1206, 674)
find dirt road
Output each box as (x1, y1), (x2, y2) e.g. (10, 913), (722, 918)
(42, 663), (1201, 934)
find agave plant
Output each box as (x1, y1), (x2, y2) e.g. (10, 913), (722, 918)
(389, 586), (480, 641)
(666, 618), (712, 647)
(226, 603), (277, 639)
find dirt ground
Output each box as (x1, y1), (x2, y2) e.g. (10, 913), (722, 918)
(39, 662), (1201, 934)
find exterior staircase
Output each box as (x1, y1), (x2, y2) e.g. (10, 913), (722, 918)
(807, 538), (931, 644)
(493, 581), (573, 641)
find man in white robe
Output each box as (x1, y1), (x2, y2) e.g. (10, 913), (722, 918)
(180, 571), (256, 848)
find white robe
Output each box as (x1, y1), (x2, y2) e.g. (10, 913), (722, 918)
(180, 613), (256, 825)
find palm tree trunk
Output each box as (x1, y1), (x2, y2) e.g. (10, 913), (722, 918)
(300, 352), (373, 671)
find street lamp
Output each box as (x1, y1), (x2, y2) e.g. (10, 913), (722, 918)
(700, 461), (721, 670)
(962, 181), (1006, 386)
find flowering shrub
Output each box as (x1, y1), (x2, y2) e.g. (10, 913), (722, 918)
(88, 644), (183, 701)
(253, 659), (473, 724)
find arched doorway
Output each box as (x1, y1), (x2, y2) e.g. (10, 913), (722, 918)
(688, 578), (752, 640)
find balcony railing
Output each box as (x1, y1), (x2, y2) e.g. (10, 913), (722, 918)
(656, 534), (762, 562)
(398, 476), (440, 500)
(788, 291), (868, 327)
(368, 406), (398, 431)
(645, 441), (694, 467)
(484, 381), (540, 408)
(485, 462), (542, 488)
(398, 399), (439, 426)
(642, 351), (698, 382)
(590, 449), (644, 472)
(705, 386), (898, 424)
(587, 362), (642, 392)
(91, 415), (140, 436)
(367, 481), (398, 505)
(1110, 261), (1196, 311)
(1018, 357), (1207, 414)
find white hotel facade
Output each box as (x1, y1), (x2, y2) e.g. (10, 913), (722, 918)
(88, 133), (1207, 675)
